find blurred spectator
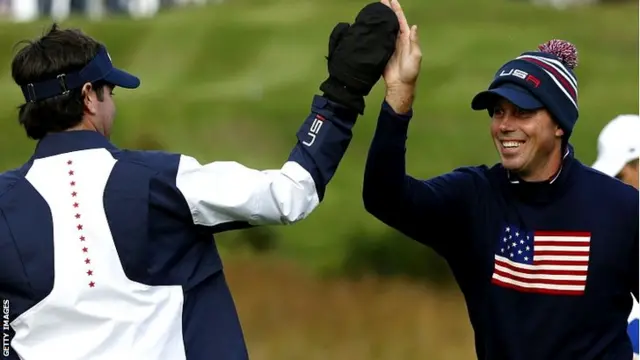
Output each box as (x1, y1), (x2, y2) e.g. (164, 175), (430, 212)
(11, 0), (39, 22)
(530, 0), (597, 9)
(591, 114), (640, 359)
(0, 0), (10, 16)
(128, 0), (161, 18)
(5, 0), (211, 22)
(592, 114), (639, 188)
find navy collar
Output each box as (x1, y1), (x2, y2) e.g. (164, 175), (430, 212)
(500, 144), (576, 204)
(506, 146), (572, 185)
(32, 130), (118, 159)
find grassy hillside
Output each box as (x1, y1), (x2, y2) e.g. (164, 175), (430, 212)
(226, 257), (474, 359)
(0, 0), (637, 272)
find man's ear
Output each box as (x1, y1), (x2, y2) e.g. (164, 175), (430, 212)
(81, 82), (96, 115)
(555, 124), (565, 138)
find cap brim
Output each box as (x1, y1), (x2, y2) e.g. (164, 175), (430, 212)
(592, 157), (626, 177)
(471, 85), (543, 111)
(104, 68), (140, 89)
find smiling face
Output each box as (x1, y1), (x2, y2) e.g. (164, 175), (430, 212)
(490, 98), (564, 181)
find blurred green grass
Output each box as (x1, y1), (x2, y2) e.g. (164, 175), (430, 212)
(0, 0), (636, 273)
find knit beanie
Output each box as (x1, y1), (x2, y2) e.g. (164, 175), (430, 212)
(471, 40), (579, 138)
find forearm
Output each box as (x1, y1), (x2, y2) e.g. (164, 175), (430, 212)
(362, 100), (477, 252)
(174, 95), (358, 229)
(363, 84), (418, 209)
(362, 100), (413, 214)
(363, 100), (444, 245)
(384, 85), (415, 115)
(287, 95), (358, 202)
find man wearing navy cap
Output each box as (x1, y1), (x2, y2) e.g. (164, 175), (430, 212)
(0, 5), (400, 359)
(362, 1), (639, 357)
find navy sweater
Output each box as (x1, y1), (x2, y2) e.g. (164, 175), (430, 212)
(363, 101), (639, 360)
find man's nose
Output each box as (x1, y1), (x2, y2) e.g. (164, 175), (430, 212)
(498, 115), (516, 132)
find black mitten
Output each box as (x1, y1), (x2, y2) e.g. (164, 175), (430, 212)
(320, 2), (399, 115)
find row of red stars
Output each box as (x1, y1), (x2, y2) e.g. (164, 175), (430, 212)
(68, 160), (95, 288)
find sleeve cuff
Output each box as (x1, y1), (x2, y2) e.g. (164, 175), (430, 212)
(312, 95), (359, 124)
(381, 100), (413, 122)
(376, 100), (413, 139)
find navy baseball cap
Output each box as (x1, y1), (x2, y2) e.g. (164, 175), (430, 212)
(20, 45), (140, 103)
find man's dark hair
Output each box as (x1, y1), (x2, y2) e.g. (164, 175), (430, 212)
(11, 23), (108, 140)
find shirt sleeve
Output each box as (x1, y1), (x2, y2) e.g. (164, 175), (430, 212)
(362, 101), (480, 257)
(174, 95), (357, 230)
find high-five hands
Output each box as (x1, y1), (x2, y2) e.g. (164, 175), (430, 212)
(380, 0), (422, 114)
(320, 3), (399, 115)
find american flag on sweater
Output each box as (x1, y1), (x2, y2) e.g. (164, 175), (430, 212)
(491, 225), (591, 295)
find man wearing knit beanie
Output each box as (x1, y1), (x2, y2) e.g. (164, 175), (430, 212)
(470, 40), (580, 181)
(362, 3), (639, 357)
(473, 40), (579, 136)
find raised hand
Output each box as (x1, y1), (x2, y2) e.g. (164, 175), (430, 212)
(319, 2), (399, 115)
(380, 0), (422, 114)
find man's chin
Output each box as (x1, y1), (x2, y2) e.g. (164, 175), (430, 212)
(500, 159), (524, 172)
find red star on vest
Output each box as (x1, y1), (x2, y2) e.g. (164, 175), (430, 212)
(67, 160), (72, 165)
(71, 192), (77, 197)
(85, 258), (91, 264)
(68, 170), (74, 176)
(70, 181), (76, 186)
(73, 202), (79, 208)
(87, 270), (93, 276)
(82, 247), (88, 253)
(75, 213), (81, 219)
(77, 224), (83, 230)
(80, 236), (85, 241)
(89, 281), (95, 288)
